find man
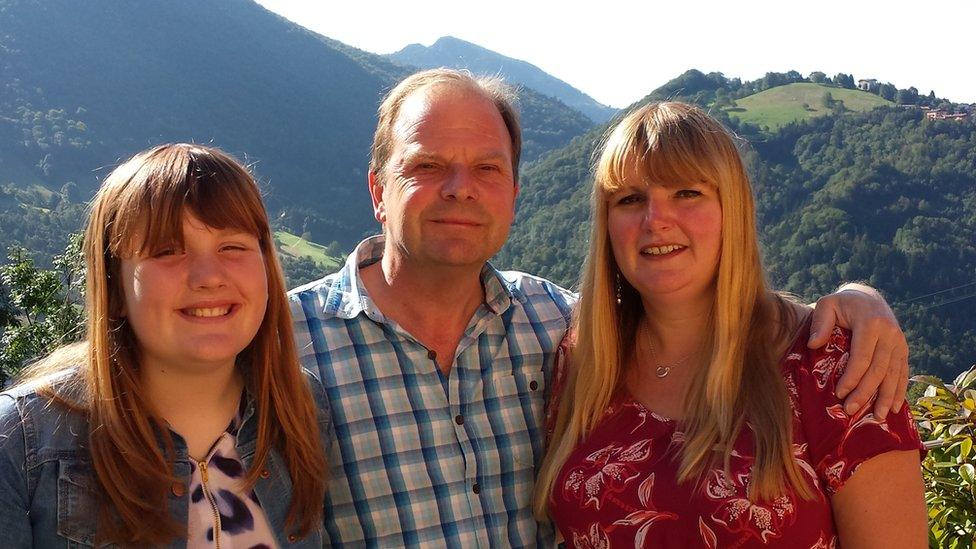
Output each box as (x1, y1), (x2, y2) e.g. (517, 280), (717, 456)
(289, 69), (909, 546)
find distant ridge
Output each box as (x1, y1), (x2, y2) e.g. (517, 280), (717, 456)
(387, 36), (618, 124)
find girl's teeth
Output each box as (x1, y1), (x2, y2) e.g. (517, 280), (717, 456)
(186, 307), (230, 317)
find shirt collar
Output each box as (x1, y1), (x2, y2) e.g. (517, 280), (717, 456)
(331, 235), (517, 320)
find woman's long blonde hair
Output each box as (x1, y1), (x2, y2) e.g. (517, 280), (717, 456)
(536, 103), (809, 516)
(18, 144), (327, 545)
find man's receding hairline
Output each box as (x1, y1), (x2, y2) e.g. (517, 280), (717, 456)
(393, 80), (507, 126)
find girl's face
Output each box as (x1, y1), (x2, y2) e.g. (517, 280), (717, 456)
(607, 167), (723, 308)
(118, 210), (269, 374)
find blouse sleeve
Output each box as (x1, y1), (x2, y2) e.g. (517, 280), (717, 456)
(790, 326), (924, 494)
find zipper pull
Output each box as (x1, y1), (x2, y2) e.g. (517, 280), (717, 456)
(199, 460), (209, 483)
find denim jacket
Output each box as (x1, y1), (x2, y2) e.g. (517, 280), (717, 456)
(0, 371), (331, 548)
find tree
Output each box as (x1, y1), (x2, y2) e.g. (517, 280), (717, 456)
(820, 91), (836, 109)
(896, 87), (919, 105)
(0, 235), (85, 384)
(833, 73), (855, 89)
(878, 83), (897, 102)
(809, 71), (827, 84)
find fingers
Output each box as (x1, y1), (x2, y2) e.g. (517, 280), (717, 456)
(835, 320), (879, 399)
(893, 352), (910, 414)
(873, 352), (900, 420)
(808, 296), (839, 349)
(841, 334), (890, 415)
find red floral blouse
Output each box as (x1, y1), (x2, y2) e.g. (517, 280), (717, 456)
(548, 324), (924, 548)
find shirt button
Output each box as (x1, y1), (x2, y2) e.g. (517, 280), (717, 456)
(260, 469), (271, 479)
(472, 482), (481, 494)
(454, 414), (464, 425)
(529, 380), (539, 391)
(288, 534), (298, 542)
(427, 349), (437, 360)
(170, 482), (185, 497)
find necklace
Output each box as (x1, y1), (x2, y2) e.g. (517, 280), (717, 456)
(640, 322), (695, 378)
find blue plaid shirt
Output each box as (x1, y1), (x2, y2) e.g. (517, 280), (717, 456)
(289, 236), (575, 547)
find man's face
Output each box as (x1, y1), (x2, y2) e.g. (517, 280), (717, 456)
(370, 85), (519, 270)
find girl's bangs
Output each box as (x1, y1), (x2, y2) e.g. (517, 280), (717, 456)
(104, 146), (267, 257)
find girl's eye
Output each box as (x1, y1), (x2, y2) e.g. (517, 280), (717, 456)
(617, 193), (643, 205)
(152, 246), (181, 258)
(676, 189), (703, 199)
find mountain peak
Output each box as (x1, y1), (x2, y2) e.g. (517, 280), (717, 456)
(386, 38), (617, 124)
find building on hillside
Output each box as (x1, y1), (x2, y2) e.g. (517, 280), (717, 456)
(858, 79), (879, 92)
(925, 110), (970, 121)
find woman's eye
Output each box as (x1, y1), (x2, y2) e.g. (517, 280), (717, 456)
(676, 189), (703, 199)
(617, 193), (643, 205)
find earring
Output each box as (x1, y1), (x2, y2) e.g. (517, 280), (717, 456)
(615, 272), (622, 305)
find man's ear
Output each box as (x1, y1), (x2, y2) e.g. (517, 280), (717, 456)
(368, 171), (386, 224)
(513, 180), (520, 214)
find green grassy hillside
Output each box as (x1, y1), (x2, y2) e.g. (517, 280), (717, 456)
(274, 230), (342, 271)
(726, 83), (893, 130)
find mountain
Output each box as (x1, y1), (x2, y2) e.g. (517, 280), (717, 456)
(496, 70), (976, 380)
(387, 36), (618, 124)
(0, 0), (592, 257)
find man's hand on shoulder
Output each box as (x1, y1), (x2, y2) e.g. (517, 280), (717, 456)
(808, 282), (909, 420)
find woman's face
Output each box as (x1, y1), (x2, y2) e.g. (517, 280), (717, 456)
(118, 210), (269, 373)
(607, 168), (723, 308)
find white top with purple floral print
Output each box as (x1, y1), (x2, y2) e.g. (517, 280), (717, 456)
(186, 412), (278, 549)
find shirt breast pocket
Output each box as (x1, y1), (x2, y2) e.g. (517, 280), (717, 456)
(483, 370), (548, 477)
(487, 371), (546, 430)
(57, 459), (99, 547)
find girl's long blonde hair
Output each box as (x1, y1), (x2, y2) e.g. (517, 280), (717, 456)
(19, 144), (327, 545)
(536, 103), (810, 516)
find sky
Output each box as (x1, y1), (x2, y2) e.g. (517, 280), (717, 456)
(254, 0), (974, 109)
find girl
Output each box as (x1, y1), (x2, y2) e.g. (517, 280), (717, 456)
(0, 144), (328, 547)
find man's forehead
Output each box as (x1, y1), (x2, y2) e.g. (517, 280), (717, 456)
(393, 84), (502, 133)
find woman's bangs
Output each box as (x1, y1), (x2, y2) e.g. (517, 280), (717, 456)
(598, 125), (650, 195)
(642, 139), (719, 190)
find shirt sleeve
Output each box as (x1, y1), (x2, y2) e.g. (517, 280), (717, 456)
(791, 327), (924, 494)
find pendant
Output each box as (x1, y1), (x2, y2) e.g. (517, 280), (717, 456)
(655, 365), (671, 378)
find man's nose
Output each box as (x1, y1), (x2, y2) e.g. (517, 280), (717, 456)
(440, 166), (478, 201)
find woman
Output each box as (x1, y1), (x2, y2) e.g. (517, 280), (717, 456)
(0, 144), (328, 547)
(536, 103), (926, 547)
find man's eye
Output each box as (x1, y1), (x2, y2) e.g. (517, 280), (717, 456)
(478, 164), (500, 172)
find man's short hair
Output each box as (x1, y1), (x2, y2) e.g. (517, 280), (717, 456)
(369, 68), (522, 183)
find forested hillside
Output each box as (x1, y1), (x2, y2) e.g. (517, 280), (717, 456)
(0, 0), (593, 263)
(497, 70), (975, 379)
